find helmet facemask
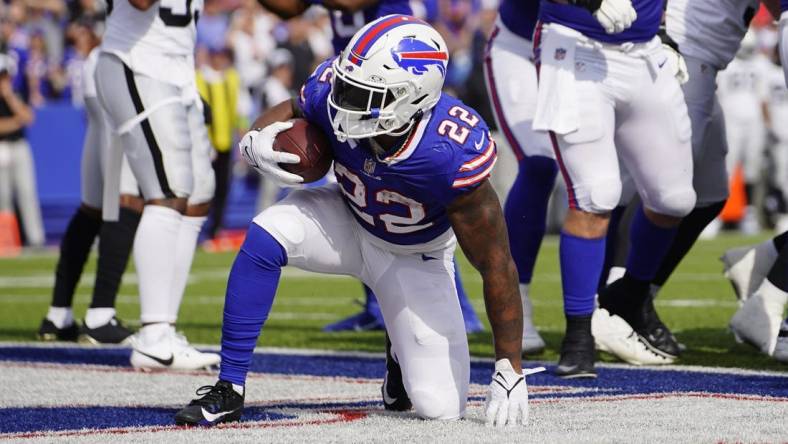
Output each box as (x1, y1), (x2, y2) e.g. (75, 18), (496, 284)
(328, 57), (418, 141)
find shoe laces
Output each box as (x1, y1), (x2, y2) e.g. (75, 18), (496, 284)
(191, 383), (232, 409)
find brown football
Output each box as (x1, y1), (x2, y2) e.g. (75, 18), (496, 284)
(272, 119), (333, 183)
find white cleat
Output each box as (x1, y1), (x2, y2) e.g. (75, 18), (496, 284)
(592, 308), (675, 365)
(130, 325), (220, 370)
(773, 319), (788, 363)
(520, 285), (546, 355)
(729, 280), (788, 356)
(721, 241), (778, 304)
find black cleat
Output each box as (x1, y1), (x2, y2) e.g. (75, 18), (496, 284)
(599, 276), (680, 360)
(382, 335), (411, 411)
(175, 380), (244, 426)
(555, 316), (597, 379)
(37, 318), (79, 342)
(640, 298), (682, 358)
(79, 317), (134, 345)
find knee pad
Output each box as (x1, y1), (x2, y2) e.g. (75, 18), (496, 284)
(409, 387), (464, 421)
(580, 178), (622, 214)
(645, 188), (697, 218)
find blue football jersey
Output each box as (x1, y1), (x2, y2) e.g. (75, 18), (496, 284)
(330, 0), (412, 55)
(782, 0), (788, 12)
(539, 0), (662, 44)
(499, 0), (539, 41)
(298, 59), (497, 246)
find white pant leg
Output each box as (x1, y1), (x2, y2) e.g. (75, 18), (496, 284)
(253, 184), (365, 277)
(725, 118), (750, 180)
(10, 139), (46, 246)
(550, 77), (620, 213)
(95, 53), (194, 201)
(0, 142), (12, 211)
(774, 140), (788, 198)
(186, 102), (215, 206)
(615, 47), (696, 217)
(537, 27), (695, 216)
(682, 56), (729, 206)
(361, 237), (469, 420)
(741, 120), (765, 184)
(485, 21), (553, 160)
(254, 184), (469, 419)
(81, 97), (107, 208)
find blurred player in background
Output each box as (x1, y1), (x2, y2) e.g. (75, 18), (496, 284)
(38, 37), (142, 345)
(196, 45), (245, 242)
(718, 30), (770, 235)
(765, 42), (788, 232)
(257, 0), (483, 334)
(95, 0), (219, 369)
(536, 0), (696, 377)
(724, 0), (788, 364)
(483, 0), (554, 355)
(256, 48), (294, 213)
(0, 54), (45, 250)
(176, 15), (543, 427)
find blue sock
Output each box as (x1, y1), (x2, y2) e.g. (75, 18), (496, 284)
(625, 206), (678, 282)
(560, 231), (606, 317)
(219, 224), (287, 386)
(504, 156), (558, 284)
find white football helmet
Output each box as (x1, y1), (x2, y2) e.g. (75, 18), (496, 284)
(328, 14), (448, 140)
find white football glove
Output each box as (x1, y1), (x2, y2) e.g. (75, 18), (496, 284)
(662, 43), (689, 85)
(239, 121), (303, 187)
(594, 0), (637, 34)
(484, 359), (545, 427)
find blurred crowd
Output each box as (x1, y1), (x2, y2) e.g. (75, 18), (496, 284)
(0, 0), (500, 117)
(2, 0), (788, 243)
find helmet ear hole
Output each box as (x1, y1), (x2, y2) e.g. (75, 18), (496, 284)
(411, 94), (428, 105)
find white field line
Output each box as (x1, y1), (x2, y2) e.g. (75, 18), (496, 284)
(1, 342), (787, 379)
(0, 267), (352, 288)
(0, 292), (739, 310)
(0, 264), (731, 289)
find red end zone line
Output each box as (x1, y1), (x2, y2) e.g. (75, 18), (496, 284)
(0, 411), (368, 441)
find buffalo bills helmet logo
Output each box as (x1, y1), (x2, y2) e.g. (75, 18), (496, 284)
(390, 37), (447, 76)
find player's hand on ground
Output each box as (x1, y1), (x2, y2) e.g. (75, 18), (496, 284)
(593, 0), (637, 34)
(484, 359), (545, 427)
(239, 121), (303, 186)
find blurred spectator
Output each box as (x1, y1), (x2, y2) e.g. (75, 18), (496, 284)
(25, 30), (69, 105)
(435, 0), (476, 95)
(228, 1), (276, 102)
(0, 53), (45, 247)
(256, 48), (293, 212)
(279, 17), (318, 90)
(197, 46), (246, 240)
(62, 20), (100, 107)
(197, 0), (231, 52)
(25, 0), (68, 65)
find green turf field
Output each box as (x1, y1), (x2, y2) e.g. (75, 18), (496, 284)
(1, 233), (785, 371)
